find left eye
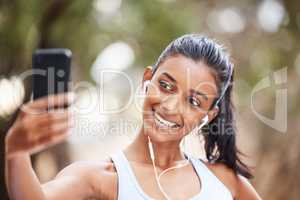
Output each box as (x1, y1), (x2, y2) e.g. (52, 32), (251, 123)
(188, 97), (201, 107)
(159, 80), (173, 90)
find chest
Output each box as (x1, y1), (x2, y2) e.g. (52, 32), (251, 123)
(129, 163), (202, 200)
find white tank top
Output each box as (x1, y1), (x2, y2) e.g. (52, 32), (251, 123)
(110, 150), (233, 200)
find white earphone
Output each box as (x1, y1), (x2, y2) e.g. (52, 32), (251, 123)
(147, 136), (190, 200)
(143, 80), (151, 93)
(198, 114), (209, 129)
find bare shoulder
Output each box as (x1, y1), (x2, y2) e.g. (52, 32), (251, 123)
(58, 158), (117, 189)
(43, 158), (118, 199)
(234, 175), (262, 200)
(56, 158), (117, 178)
(203, 161), (238, 197)
(203, 161), (261, 200)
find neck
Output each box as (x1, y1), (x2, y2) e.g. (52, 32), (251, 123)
(125, 127), (186, 169)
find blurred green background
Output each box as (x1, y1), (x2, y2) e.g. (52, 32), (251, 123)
(0, 0), (299, 199)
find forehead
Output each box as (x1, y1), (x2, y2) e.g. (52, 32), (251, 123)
(154, 55), (218, 96)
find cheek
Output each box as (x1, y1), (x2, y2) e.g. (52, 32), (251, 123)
(143, 84), (163, 106)
(142, 85), (162, 117)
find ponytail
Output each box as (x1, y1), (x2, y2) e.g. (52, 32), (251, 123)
(203, 70), (253, 178)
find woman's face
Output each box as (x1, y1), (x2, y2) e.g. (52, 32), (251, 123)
(142, 54), (219, 143)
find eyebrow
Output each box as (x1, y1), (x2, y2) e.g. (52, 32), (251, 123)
(161, 72), (209, 100)
(190, 89), (208, 101)
(161, 72), (177, 83)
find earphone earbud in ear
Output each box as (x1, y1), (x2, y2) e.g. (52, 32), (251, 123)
(198, 115), (209, 129)
(143, 80), (151, 93)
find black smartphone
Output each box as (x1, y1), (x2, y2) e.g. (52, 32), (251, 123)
(32, 49), (72, 101)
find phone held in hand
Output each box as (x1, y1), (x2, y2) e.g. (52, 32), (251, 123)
(32, 48), (72, 108)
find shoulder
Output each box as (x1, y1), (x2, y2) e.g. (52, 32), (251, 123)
(56, 158), (117, 179)
(203, 161), (238, 197)
(55, 158), (118, 197)
(202, 161), (261, 199)
(235, 175), (262, 200)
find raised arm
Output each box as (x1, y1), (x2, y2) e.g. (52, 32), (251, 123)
(4, 93), (94, 200)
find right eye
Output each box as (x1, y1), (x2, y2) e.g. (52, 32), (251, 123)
(187, 96), (201, 107)
(159, 80), (173, 91)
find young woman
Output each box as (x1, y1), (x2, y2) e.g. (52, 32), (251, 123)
(5, 34), (262, 200)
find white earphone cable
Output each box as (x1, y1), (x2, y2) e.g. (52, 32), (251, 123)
(144, 75), (211, 200)
(148, 136), (191, 200)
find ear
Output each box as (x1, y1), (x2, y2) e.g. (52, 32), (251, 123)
(142, 66), (153, 84)
(207, 105), (219, 123)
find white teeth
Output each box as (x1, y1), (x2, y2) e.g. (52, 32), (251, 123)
(154, 112), (179, 128)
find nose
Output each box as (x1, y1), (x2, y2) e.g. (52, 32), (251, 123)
(160, 94), (181, 114)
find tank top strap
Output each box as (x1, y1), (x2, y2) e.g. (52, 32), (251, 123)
(110, 151), (130, 184)
(184, 153), (233, 199)
(110, 150), (155, 200)
(183, 153), (208, 193)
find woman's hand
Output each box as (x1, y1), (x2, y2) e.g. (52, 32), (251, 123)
(5, 92), (75, 158)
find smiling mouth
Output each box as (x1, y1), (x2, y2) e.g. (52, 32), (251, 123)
(152, 108), (181, 130)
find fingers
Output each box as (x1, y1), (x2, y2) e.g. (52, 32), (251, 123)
(29, 126), (72, 155)
(5, 93), (76, 157)
(13, 109), (74, 145)
(5, 118), (74, 158)
(19, 109), (74, 141)
(22, 92), (76, 113)
(30, 120), (74, 146)
(24, 110), (73, 128)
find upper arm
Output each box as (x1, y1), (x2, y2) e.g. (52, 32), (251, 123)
(41, 161), (96, 200)
(235, 176), (262, 200)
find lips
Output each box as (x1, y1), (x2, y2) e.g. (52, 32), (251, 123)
(152, 108), (182, 129)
